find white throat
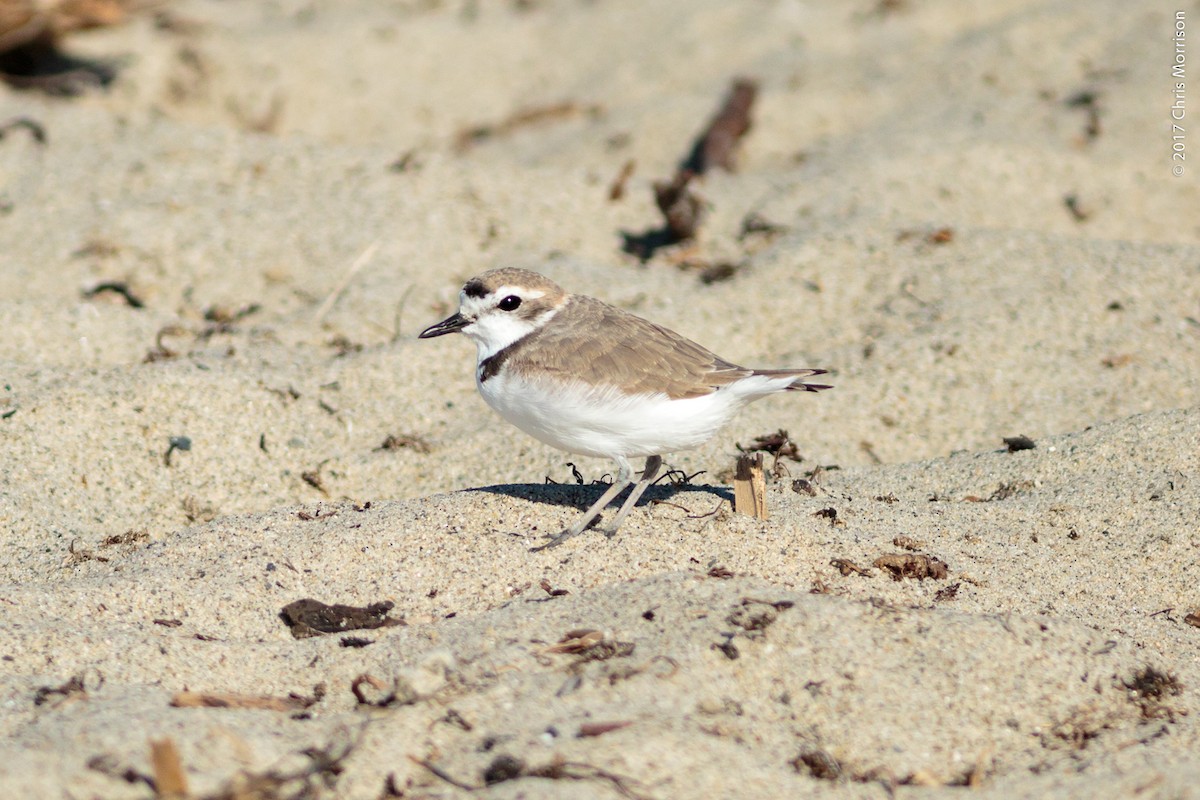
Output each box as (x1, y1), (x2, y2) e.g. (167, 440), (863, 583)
(458, 289), (555, 362)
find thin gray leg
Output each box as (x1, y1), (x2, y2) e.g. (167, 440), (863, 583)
(603, 455), (662, 537)
(531, 457), (633, 552)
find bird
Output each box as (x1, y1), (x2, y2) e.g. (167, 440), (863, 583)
(419, 268), (831, 550)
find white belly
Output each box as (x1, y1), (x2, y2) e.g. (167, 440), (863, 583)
(478, 371), (752, 459)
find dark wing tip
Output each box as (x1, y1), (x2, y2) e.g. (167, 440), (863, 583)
(786, 369), (833, 392)
(790, 381), (833, 393)
(750, 367), (833, 392)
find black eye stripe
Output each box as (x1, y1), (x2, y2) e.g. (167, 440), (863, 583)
(498, 295), (522, 311)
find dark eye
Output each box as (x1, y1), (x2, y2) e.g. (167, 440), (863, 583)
(498, 295), (522, 311)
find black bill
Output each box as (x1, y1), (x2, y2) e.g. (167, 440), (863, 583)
(418, 312), (469, 338)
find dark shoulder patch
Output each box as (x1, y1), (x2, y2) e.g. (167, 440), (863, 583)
(463, 280), (488, 299)
(478, 346), (512, 382)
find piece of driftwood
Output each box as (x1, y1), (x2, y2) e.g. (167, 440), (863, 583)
(733, 453), (767, 519)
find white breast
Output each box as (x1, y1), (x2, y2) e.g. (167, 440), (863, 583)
(477, 370), (787, 459)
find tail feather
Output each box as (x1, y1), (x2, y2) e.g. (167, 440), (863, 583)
(752, 368), (832, 393)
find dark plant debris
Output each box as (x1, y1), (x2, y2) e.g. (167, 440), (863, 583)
(987, 480), (1035, 501)
(163, 435), (191, 467)
(831, 558), (872, 577)
(327, 334), (363, 357)
(203, 303), (260, 327)
(813, 507), (842, 526)
(1063, 193), (1090, 222)
(652, 467), (705, 486)
(130, 734), (357, 800)
(673, 259), (743, 285)
(739, 428), (802, 462)
(297, 506), (338, 521)
(792, 478), (817, 496)
(351, 673), (412, 708)
(1008, 434), (1036, 453)
(33, 672), (96, 707)
(1101, 353), (1134, 369)
(926, 227), (955, 245)
(713, 634), (739, 660)
(578, 720), (633, 738)
(728, 598), (792, 635)
(0, 116), (47, 144)
(791, 748), (842, 780)
(82, 281), (144, 308)
(102, 529), (148, 546)
(873, 553), (949, 581)
(1123, 666), (1183, 720)
(1064, 89), (1102, 142)
(414, 753), (650, 799)
(737, 212), (787, 241)
(65, 540), (109, 565)
(301, 465), (328, 495)
(934, 582), (961, 602)
(227, 738), (356, 798)
(698, 261), (740, 284)
(539, 578), (569, 597)
(389, 149), (421, 173)
(376, 433), (432, 454)
(544, 628), (635, 662)
(483, 754), (526, 785)
(144, 325), (189, 362)
(279, 598), (404, 639)
(653, 171), (704, 242)
(896, 226), (955, 245)
(621, 77), (758, 260)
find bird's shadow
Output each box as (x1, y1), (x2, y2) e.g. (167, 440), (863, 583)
(470, 477), (733, 514)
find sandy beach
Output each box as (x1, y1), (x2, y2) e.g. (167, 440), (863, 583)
(2, 1), (1198, 797)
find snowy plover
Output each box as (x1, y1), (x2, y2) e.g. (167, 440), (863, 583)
(419, 268), (830, 550)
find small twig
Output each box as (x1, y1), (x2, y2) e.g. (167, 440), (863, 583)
(687, 499), (725, 520)
(454, 101), (602, 152)
(527, 760), (652, 800)
(408, 755), (477, 790)
(392, 284), (414, 343)
(314, 240), (381, 322)
(649, 499), (693, 514)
